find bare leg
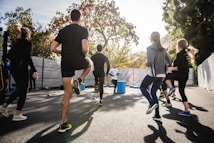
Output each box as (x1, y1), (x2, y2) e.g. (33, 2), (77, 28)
(79, 59), (93, 81)
(183, 101), (189, 112)
(165, 79), (173, 88)
(15, 110), (22, 115)
(61, 77), (72, 124)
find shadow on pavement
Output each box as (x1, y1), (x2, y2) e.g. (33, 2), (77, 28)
(161, 106), (214, 143)
(25, 100), (99, 143)
(144, 121), (175, 143)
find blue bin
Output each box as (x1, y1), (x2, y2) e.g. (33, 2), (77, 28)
(117, 81), (126, 94)
(80, 83), (85, 91)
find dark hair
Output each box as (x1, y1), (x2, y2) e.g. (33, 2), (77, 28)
(151, 31), (163, 50)
(70, 9), (81, 21)
(177, 38), (188, 49)
(97, 44), (103, 52)
(21, 27), (31, 38)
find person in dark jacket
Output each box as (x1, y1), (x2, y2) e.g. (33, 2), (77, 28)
(165, 38), (191, 117)
(1, 26), (38, 121)
(91, 44), (110, 106)
(0, 60), (9, 114)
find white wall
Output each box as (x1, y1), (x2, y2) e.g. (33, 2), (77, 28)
(197, 53), (214, 92)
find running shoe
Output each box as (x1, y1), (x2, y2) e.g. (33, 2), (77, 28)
(95, 84), (99, 92)
(171, 93), (176, 98)
(178, 111), (191, 117)
(73, 79), (80, 95)
(1, 107), (9, 117)
(161, 102), (172, 107)
(146, 103), (158, 114)
(159, 95), (164, 101)
(99, 100), (102, 107)
(58, 122), (72, 133)
(167, 87), (175, 96)
(12, 113), (27, 121)
(152, 115), (162, 121)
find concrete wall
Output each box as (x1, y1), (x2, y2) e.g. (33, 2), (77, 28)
(197, 53), (214, 92)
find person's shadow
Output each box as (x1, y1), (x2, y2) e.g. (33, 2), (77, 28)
(162, 106), (214, 143)
(143, 100), (213, 143)
(25, 98), (99, 143)
(144, 121), (175, 143)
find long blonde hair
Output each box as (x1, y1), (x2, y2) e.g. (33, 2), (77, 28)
(14, 24), (31, 39)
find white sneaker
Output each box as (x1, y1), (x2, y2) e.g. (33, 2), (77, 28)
(12, 113), (27, 121)
(1, 107), (9, 117)
(146, 103), (158, 114)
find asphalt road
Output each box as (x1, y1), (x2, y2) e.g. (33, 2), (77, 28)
(0, 86), (214, 143)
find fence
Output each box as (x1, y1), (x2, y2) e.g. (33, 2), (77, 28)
(8, 56), (195, 89)
(30, 57), (195, 89)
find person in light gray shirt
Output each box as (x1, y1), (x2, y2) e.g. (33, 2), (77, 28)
(140, 31), (171, 121)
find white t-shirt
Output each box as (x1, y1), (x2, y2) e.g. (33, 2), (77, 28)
(109, 68), (119, 80)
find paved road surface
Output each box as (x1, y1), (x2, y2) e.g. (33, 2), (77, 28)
(0, 86), (214, 143)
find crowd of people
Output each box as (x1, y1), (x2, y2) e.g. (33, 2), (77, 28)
(0, 9), (193, 133)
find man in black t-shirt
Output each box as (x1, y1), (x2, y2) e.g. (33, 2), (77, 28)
(91, 44), (110, 106)
(50, 9), (93, 133)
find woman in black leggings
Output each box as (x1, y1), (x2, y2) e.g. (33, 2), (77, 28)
(165, 38), (191, 117)
(1, 27), (38, 121)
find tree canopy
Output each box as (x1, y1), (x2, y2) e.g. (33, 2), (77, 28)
(1, 0), (143, 68)
(163, 0), (214, 65)
(48, 0), (139, 67)
(0, 7), (53, 58)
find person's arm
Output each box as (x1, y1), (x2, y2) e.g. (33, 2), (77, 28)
(50, 41), (61, 54)
(27, 42), (39, 80)
(167, 66), (178, 72)
(106, 58), (110, 75)
(82, 39), (89, 56)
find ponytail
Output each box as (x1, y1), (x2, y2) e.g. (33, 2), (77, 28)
(151, 31), (164, 50)
(20, 27), (31, 38)
(177, 38), (188, 50)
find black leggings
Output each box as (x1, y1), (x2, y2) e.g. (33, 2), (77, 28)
(6, 67), (29, 110)
(111, 80), (117, 92)
(93, 72), (105, 100)
(165, 72), (188, 102)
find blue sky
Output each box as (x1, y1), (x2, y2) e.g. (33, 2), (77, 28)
(0, 0), (167, 52)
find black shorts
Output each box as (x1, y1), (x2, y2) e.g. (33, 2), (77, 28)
(61, 58), (90, 77)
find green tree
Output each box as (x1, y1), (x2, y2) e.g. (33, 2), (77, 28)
(48, 0), (139, 67)
(163, 0), (214, 65)
(0, 7), (52, 58)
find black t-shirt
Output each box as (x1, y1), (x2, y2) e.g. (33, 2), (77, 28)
(91, 52), (110, 76)
(55, 24), (88, 66)
(173, 49), (189, 74)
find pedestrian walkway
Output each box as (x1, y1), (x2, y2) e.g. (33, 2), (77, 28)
(0, 86), (214, 143)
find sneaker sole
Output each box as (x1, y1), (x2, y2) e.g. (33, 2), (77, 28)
(74, 88), (80, 95)
(178, 113), (191, 117)
(58, 127), (72, 133)
(146, 104), (158, 114)
(73, 80), (80, 95)
(161, 103), (172, 107)
(152, 117), (162, 121)
(12, 118), (27, 121)
(167, 88), (175, 96)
